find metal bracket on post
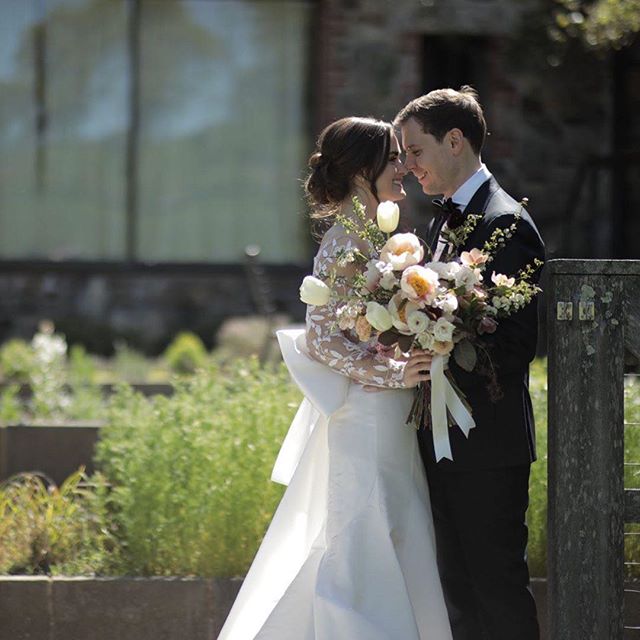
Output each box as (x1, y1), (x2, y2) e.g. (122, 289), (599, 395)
(557, 301), (573, 321)
(579, 300), (595, 321)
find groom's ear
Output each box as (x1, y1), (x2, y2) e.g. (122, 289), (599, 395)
(446, 128), (465, 156)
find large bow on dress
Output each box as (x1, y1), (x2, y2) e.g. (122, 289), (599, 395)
(273, 328), (349, 485)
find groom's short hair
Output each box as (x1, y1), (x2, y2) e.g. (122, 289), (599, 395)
(394, 86), (487, 155)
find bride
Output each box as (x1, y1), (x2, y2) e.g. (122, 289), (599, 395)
(218, 117), (452, 640)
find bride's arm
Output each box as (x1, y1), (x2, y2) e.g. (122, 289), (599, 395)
(304, 230), (407, 389)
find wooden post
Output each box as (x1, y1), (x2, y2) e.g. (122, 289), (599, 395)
(547, 259), (634, 639)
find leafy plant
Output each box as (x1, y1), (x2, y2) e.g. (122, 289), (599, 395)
(95, 358), (301, 577)
(163, 331), (208, 375)
(112, 340), (154, 383)
(0, 338), (36, 383)
(527, 358), (548, 578)
(0, 470), (118, 575)
(0, 384), (22, 425)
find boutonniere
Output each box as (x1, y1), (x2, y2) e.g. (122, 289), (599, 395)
(440, 197), (529, 264)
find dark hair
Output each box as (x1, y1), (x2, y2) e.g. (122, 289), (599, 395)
(304, 117), (393, 216)
(394, 86), (487, 155)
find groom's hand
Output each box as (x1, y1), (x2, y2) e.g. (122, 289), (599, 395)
(402, 350), (433, 388)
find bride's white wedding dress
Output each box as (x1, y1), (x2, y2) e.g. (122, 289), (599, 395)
(218, 226), (452, 640)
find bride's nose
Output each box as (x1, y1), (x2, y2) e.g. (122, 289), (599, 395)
(396, 159), (408, 176)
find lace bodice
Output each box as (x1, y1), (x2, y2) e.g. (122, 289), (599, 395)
(305, 225), (406, 388)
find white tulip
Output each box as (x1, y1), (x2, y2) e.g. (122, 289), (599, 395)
(365, 301), (393, 332)
(299, 276), (331, 306)
(376, 201), (400, 233)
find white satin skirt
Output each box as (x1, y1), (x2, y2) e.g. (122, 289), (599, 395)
(217, 380), (452, 640)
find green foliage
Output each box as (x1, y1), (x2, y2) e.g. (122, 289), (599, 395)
(0, 385), (23, 425)
(112, 341), (155, 383)
(527, 358), (548, 578)
(3, 355), (640, 581)
(95, 358), (301, 577)
(553, 0), (640, 49)
(623, 374), (640, 579)
(0, 470), (118, 575)
(0, 339), (36, 383)
(163, 332), (208, 375)
(68, 344), (98, 386)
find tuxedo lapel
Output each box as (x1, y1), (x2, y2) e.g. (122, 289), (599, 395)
(427, 215), (446, 253)
(463, 176), (497, 217)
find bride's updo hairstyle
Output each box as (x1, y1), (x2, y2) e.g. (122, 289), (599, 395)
(305, 117), (393, 218)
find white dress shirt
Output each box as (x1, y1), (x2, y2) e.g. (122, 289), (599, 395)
(433, 163), (492, 261)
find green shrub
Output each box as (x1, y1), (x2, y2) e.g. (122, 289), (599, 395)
(163, 332), (208, 374)
(624, 374), (640, 579)
(95, 357), (301, 577)
(69, 344), (98, 386)
(0, 385), (22, 425)
(527, 358), (548, 578)
(0, 339), (36, 383)
(112, 341), (154, 383)
(0, 470), (118, 575)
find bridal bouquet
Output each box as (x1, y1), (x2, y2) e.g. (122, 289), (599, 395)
(299, 197), (542, 461)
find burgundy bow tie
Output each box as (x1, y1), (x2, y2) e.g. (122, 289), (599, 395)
(432, 198), (465, 229)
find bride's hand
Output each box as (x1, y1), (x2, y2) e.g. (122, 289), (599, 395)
(402, 351), (433, 388)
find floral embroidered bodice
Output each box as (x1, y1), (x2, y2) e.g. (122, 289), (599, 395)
(305, 224), (406, 388)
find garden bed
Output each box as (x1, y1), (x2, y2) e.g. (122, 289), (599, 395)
(0, 577), (559, 640)
(0, 576), (242, 640)
(0, 423), (102, 485)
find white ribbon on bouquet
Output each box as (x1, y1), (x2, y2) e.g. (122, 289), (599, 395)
(430, 354), (476, 462)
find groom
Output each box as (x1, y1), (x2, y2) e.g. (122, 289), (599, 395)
(395, 87), (545, 640)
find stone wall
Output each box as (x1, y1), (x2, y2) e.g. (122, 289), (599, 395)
(314, 0), (615, 257)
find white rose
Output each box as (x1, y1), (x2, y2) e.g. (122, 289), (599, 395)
(454, 265), (482, 291)
(426, 260), (461, 281)
(407, 310), (429, 334)
(417, 331), (435, 350)
(439, 292), (459, 315)
(380, 233), (424, 271)
(492, 296), (503, 310)
(365, 301), (394, 332)
(299, 275), (331, 306)
(491, 271), (516, 288)
(376, 201), (400, 233)
(379, 270), (399, 290)
(433, 317), (455, 343)
(514, 293), (525, 307)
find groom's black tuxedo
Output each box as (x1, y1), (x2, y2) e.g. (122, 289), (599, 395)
(418, 175), (544, 640)
(420, 175), (545, 471)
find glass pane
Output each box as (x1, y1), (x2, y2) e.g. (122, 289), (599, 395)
(137, 0), (311, 263)
(0, 0), (128, 260)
